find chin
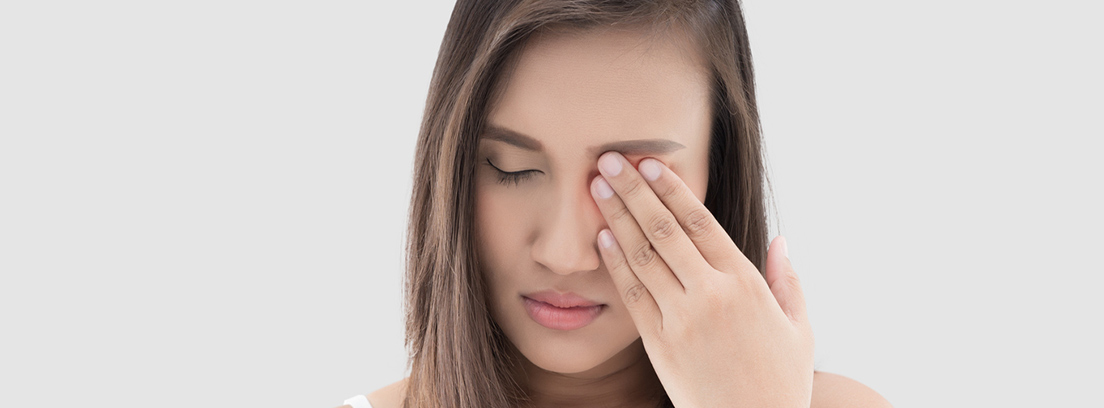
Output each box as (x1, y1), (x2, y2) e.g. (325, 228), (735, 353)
(510, 328), (640, 375)
(524, 343), (612, 374)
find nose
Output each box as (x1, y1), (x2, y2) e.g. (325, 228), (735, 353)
(530, 177), (603, 276)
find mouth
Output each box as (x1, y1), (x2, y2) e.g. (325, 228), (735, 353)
(523, 290), (604, 308)
(521, 291), (606, 331)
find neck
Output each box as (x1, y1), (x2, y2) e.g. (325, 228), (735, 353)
(511, 338), (666, 408)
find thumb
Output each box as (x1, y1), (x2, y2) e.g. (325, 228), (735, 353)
(764, 235), (808, 323)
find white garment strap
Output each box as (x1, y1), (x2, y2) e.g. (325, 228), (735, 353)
(343, 395), (373, 408)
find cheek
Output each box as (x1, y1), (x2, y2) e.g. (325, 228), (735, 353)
(474, 187), (535, 288)
(475, 188), (532, 245)
(475, 187), (546, 332)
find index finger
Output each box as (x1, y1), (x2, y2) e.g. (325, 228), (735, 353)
(637, 158), (756, 273)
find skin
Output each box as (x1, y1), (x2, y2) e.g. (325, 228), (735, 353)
(476, 24), (710, 407)
(348, 24), (893, 408)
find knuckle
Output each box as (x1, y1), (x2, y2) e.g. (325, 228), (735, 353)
(683, 208), (716, 240)
(606, 249), (630, 271)
(618, 178), (646, 199)
(608, 204), (635, 224)
(739, 267), (767, 288)
(700, 281), (725, 303)
(648, 215), (679, 242)
(784, 273), (803, 292)
(656, 178), (682, 199)
(622, 282), (649, 305)
(629, 242), (658, 267)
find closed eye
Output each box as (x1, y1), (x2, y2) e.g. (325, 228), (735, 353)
(485, 158), (540, 187)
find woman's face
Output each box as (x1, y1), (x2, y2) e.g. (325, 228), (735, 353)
(475, 25), (713, 375)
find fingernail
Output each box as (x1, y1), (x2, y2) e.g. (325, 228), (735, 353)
(598, 153), (622, 176)
(639, 159), (661, 181)
(594, 177), (614, 199)
(598, 229), (617, 248)
(780, 236), (789, 258)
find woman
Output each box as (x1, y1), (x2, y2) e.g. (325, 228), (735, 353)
(344, 0), (892, 407)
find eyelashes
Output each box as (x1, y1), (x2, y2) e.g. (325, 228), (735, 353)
(485, 158), (540, 187)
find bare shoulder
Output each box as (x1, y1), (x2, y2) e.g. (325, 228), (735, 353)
(368, 377), (408, 408)
(340, 374), (884, 408)
(811, 371), (893, 408)
(332, 377), (408, 408)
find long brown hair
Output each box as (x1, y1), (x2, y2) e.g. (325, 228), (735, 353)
(402, 1), (768, 406)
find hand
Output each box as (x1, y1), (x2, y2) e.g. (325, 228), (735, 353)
(590, 151), (815, 408)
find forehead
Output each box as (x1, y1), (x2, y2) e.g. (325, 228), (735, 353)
(485, 25), (713, 156)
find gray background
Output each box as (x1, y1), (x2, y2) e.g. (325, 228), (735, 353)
(1, 1), (1100, 407)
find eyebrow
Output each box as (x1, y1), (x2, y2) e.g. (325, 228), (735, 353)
(481, 125), (686, 156)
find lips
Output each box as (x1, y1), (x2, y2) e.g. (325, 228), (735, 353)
(523, 290), (604, 308)
(521, 290), (606, 331)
